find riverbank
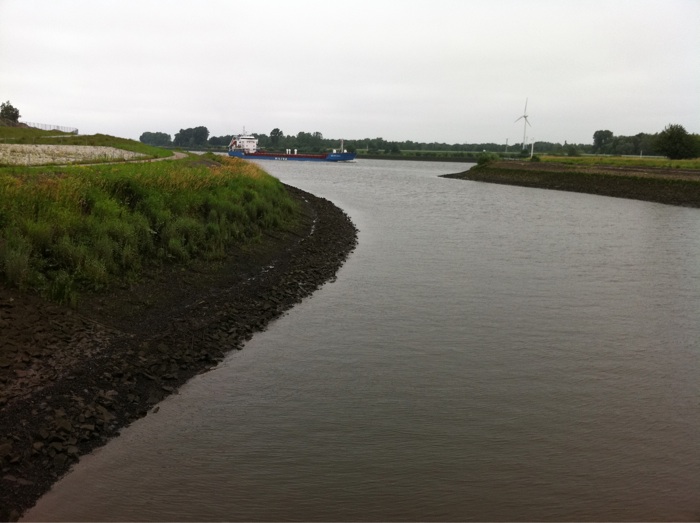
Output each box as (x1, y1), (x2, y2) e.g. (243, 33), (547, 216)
(358, 154), (477, 162)
(0, 185), (357, 521)
(441, 160), (700, 207)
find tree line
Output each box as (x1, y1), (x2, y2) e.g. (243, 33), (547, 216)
(140, 123), (700, 159)
(3, 100), (696, 159)
(592, 125), (699, 159)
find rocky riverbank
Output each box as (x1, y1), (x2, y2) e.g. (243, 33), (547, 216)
(441, 160), (700, 208)
(0, 185), (357, 521)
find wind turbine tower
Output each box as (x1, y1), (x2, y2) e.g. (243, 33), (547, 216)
(514, 98), (531, 150)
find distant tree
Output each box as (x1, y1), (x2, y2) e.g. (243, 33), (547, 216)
(636, 133), (658, 156)
(592, 130), (614, 153)
(610, 135), (636, 155)
(565, 144), (580, 156)
(191, 126), (209, 145)
(208, 135), (233, 147)
(476, 152), (500, 166)
(655, 124), (698, 159)
(173, 128), (190, 147)
(295, 131), (313, 150)
(0, 100), (20, 122)
(270, 128), (284, 147)
(139, 131), (172, 146)
(173, 126), (210, 147)
(368, 137), (386, 152)
(254, 133), (270, 148)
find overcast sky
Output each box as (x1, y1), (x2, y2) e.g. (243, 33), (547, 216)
(1, 0), (698, 145)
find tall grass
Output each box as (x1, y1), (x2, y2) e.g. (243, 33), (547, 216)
(540, 155), (700, 170)
(0, 157), (298, 303)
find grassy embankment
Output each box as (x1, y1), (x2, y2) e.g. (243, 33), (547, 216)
(0, 127), (173, 162)
(0, 154), (299, 305)
(443, 155), (700, 208)
(539, 154), (700, 170)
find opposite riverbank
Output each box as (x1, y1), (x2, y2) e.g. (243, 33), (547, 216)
(0, 185), (357, 520)
(441, 160), (700, 208)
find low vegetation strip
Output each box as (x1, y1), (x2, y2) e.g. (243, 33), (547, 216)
(539, 154), (700, 170)
(442, 161), (700, 208)
(0, 156), (299, 304)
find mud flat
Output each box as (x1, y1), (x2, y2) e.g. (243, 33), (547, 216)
(0, 185), (357, 521)
(441, 160), (700, 208)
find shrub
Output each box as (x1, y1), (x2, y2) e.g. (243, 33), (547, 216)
(476, 152), (500, 166)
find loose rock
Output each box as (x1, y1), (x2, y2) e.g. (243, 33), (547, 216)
(0, 185), (357, 520)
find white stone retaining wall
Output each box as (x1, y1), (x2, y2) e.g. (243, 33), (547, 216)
(0, 144), (146, 165)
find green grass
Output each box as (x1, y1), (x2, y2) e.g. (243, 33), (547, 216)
(0, 127), (172, 160)
(0, 126), (74, 141)
(540, 155), (700, 170)
(448, 162), (700, 209)
(0, 156), (298, 304)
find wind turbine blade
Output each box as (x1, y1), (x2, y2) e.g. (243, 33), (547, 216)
(525, 118), (532, 127)
(514, 116), (524, 123)
(524, 98), (528, 113)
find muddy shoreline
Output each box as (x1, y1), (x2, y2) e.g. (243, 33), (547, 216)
(441, 160), (700, 208)
(0, 185), (357, 521)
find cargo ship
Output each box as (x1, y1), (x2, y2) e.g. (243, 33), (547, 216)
(227, 133), (356, 162)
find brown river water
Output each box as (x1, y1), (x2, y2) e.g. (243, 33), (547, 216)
(24, 160), (700, 521)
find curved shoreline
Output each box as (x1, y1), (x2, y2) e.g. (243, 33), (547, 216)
(441, 161), (700, 208)
(0, 185), (357, 521)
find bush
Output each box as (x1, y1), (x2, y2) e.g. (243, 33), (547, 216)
(566, 145), (580, 157)
(476, 152), (500, 166)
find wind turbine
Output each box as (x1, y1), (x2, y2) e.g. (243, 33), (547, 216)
(514, 98), (531, 150)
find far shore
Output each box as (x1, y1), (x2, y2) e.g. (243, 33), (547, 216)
(441, 160), (700, 208)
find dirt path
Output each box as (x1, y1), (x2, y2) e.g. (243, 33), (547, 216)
(142, 150), (188, 162)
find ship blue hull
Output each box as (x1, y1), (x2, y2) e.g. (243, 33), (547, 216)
(228, 151), (356, 162)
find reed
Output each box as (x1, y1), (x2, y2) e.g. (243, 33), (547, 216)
(0, 156), (299, 303)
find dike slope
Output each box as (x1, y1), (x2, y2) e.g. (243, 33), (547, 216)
(0, 185), (357, 521)
(442, 160), (700, 208)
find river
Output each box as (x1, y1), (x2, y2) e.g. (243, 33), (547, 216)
(24, 159), (700, 521)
